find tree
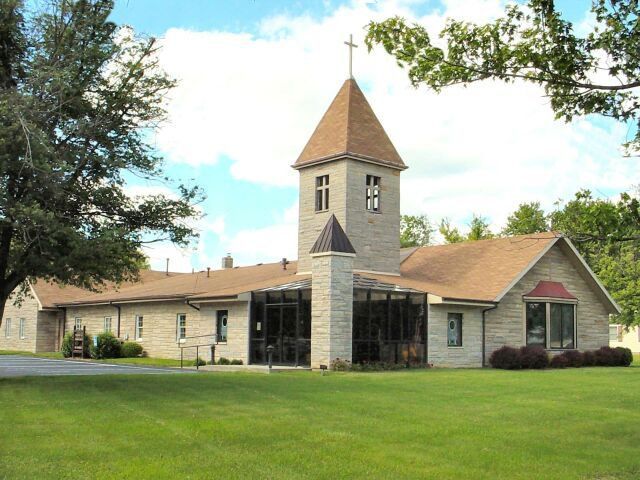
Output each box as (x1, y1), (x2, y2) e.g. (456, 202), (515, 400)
(400, 214), (434, 247)
(550, 190), (640, 326)
(439, 218), (464, 244)
(503, 202), (549, 236)
(0, 0), (202, 322)
(467, 214), (494, 241)
(366, 0), (640, 154)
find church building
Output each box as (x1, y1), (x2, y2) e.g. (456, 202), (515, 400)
(0, 73), (620, 368)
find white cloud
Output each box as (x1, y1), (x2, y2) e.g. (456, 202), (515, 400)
(149, 0), (635, 262)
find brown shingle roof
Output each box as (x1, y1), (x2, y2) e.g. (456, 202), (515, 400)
(32, 270), (182, 308)
(293, 79), (406, 170)
(60, 262), (305, 305)
(370, 232), (561, 302)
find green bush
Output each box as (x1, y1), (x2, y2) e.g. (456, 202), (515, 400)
(230, 359), (243, 365)
(90, 332), (121, 359)
(194, 357), (206, 367)
(121, 341), (143, 358)
(330, 358), (352, 371)
(61, 331), (90, 358)
(217, 357), (230, 365)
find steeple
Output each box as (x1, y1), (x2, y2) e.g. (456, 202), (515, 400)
(293, 78), (406, 171)
(310, 214), (356, 255)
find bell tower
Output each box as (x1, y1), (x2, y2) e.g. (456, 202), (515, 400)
(293, 77), (407, 275)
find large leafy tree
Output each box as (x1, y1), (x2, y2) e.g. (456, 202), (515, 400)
(366, 0), (640, 153)
(0, 0), (202, 322)
(438, 214), (494, 243)
(503, 202), (549, 235)
(550, 190), (639, 326)
(400, 214), (434, 247)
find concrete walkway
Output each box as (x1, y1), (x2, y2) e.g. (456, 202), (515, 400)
(0, 355), (191, 377)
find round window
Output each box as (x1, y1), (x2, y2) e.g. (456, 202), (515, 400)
(449, 320), (456, 330)
(222, 317), (227, 327)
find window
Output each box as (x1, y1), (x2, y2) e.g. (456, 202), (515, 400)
(526, 303), (546, 346)
(104, 317), (112, 333)
(447, 313), (463, 347)
(74, 317), (82, 330)
(176, 314), (186, 341)
(550, 303), (575, 349)
(365, 175), (381, 212)
(19, 318), (25, 339)
(609, 325), (619, 343)
(135, 315), (143, 340)
(217, 310), (228, 342)
(525, 302), (576, 349)
(315, 175), (329, 212)
(4, 318), (11, 338)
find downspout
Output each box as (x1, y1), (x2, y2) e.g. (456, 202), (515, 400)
(61, 307), (67, 350)
(110, 302), (121, 338)
(424, 293), (429, 366)
(185, 299), (200, 311)
(481, 304), (498, 367)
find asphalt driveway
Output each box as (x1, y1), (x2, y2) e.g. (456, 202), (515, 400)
(0, 355), (190, 377)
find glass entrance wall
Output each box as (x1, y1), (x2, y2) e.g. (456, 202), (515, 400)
(353, 289), (427, 365)
(250, 290), (311, 366)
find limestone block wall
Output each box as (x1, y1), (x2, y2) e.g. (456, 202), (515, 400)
(36, 311), (61, 352)
(65, 300), (249, 361)
(485, 243), (611, 364)
(428, 304), (484, 368)
(345, 160), (400, 274)
(200, 302), (249, 364)
(297, 160), (348, 273)
(0, 291), (40, 352)
(296, 158), (400, 274)
(311, 253), (354, 369)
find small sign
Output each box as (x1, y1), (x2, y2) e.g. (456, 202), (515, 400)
(93, 336), (98, 347)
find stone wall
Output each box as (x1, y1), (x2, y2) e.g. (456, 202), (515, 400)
(428, 304), (484, 368)
(296, 158), (400, 274)
(65, 300), (249, 361)
(0, 290), (40, 352)
(311, 253), (354, 368)
(484, 242), (611, 364)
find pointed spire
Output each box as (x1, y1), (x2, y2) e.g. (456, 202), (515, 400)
(293, 79), (406, 170)
(309, 214), (356, 255)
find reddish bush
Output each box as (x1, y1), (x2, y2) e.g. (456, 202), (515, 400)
(582, 350), (596, 367)
(519, 345), (549, 369)
(614, 347), (633, 367)
(489, 346), (521, 370)
(550, 355), (569, 369)
(559, 350), (583, 368)
(594, 346), (618, 366)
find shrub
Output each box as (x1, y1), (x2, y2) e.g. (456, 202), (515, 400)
(230, 359), (243, 365)
(550, 354), (569, 368)
(194, 357), (206, 367)
(519, 345), (549, 369)
(217, 357), (230, 365)
(121, 341), (143, 358)
(61, 331), (91, 358)
(594, 346), (617, 366)
(90, 332), (121, 359)
(559, 350), (583, 368)
(489, 346), (521, 369)
(331, 358), (352, 371)
(582, 350), (596, 367)
(614, 347), (633, 367)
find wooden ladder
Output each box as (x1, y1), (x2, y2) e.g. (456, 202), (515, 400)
(72, 326), (86, 359)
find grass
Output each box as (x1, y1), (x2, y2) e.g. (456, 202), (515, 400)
(0, 349), (63, 359)
(0, 350), (185, 367)
(1, 366), (640, 479)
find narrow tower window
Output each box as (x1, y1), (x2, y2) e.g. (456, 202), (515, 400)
(366, 175), (381, 212)
(315, 175), (329, 212)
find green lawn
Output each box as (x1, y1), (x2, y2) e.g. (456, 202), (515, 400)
(1, 367), (640, 479)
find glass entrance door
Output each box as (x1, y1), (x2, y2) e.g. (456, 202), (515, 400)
(266, 305), (297, 364)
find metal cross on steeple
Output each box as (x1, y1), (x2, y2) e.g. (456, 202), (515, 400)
(344, 34), (358, 79)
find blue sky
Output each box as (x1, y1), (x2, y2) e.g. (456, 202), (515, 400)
(106, 0), (635, 272)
